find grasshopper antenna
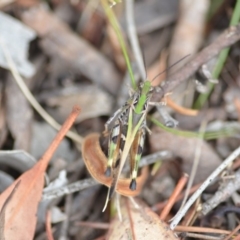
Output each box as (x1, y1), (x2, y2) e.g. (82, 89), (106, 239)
(151, 54), (191, 84)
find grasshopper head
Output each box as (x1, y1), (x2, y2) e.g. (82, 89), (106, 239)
(139, 80), (154, 96)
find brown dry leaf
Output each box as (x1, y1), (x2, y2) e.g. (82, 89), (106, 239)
(5, 74), (33, 151)
(0, 181), (20, 240)
(0, 156), (49, 239)
(105, 198), (178, 240)
(0, 106), (80, 240)
(82, 133), (149, 197)
(149, 127), (221, 184)
(21, 6), (120, 95)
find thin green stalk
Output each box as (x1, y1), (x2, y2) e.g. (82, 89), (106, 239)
(150, 117), (236, 140)
(194, 0), (240, 109)
(101, 0), (137, 89)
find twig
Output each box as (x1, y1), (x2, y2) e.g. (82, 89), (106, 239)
(42, 178), (98, 201)
(223, 222), (240, 240)
(152, 182), (202, 212)
(159, 174), (188, 220)
(201, 168), (240, 215)
(175, 225), (231, 235)
(139, 150), (173, 168)
(183, 233), (224, 240)
(166, 97), (198, 116)
(170, 145), (240, 229)
(75, 221), (110, 229)
(45, 210), (54, 240)
(180, 120), (206, 211)
(154, 24), (240, 102)
(59, 195), (72, 240)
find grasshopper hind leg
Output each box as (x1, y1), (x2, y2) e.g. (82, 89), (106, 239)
(105, 122), (121, 177)
(129, 128), (146, 190)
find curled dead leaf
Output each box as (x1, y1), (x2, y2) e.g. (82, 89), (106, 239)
(82, 133), (149, 196)
(106, 198), (178, 240)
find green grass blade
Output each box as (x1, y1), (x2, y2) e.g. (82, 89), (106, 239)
(194, 0), (240, 109)
(101, 0), (137, 89)
(150, 117), (237, 140)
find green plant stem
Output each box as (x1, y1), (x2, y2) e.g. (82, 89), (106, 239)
(149, 117), (236, 140)
(194, 0), (240, 109)
(101, 0), (137, 89)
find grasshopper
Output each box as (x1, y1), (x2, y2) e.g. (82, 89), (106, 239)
(102, 56), (190, 211)
(103, 80), (159, 211)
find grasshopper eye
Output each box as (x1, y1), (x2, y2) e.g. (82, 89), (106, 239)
(138, 81), (144, 89)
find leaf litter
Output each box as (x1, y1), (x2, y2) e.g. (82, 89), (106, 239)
(0, 0), (240, 239)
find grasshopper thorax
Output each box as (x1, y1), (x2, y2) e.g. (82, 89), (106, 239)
(134, 80), (154, 115)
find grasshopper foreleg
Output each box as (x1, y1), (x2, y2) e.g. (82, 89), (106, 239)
(103, 108), (123, 135)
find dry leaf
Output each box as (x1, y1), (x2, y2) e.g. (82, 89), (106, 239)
(82, 133), (149, 197)
(0, 159), (49, 239)
(5, 75), (33, 151)
(0, 12), (36, 78)
(0, 181), (20, 240)
(0, 106), (80, 239)
(21, 6), (120, 95)
(105, 198), (178, 240)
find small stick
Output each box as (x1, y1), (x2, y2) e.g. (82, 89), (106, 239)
(152, 182), (201, 212)
(180, 120), (207, 212)
(223, 223), (240, 240)
(234, 234), (240, 240)
(159, 174), (188, 220)
(183, 233), (224, 240)
(75, 221), (110, 230)
(166, 97), (198, 116)
(170, 145), (240, 230)
(201, 168), (240, 216)
(175, 225), (231, 235)
(154, 24), (240, 101)
(45, 210), (54, 240)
